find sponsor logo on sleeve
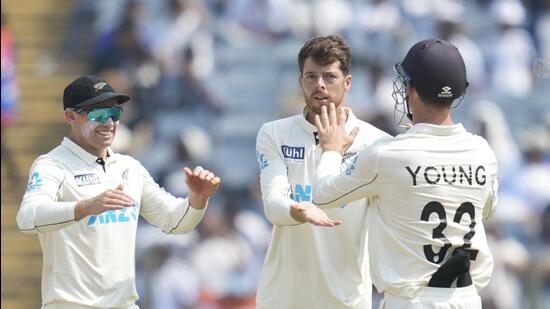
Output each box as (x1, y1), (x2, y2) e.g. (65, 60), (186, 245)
(345, 155), (359, 175)
(256, 150), (269, 170)
(26, 172), (43, 192)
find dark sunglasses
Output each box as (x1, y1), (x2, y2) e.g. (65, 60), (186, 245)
(74, 106), (123, 123)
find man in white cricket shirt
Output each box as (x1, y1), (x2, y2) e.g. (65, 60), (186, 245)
(312, 39), (498, 309)
(17, 75), (221, 308)
(255, 35), (389, 309)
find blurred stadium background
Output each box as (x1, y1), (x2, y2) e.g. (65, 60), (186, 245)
(1, 0), (549, 308)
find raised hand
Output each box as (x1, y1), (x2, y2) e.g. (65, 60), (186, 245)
(184, 166), (221, 209)
(314, 103), (359, 154)
(75, 184), (135, 220)
(290, 202), (342, 227)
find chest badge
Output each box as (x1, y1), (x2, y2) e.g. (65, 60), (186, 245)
(74, 173), (101, 187)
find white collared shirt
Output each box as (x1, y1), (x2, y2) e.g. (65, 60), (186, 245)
(314, 123), (498, 298)
(17, 137), (206, 308)
(255, 109), (389, 309)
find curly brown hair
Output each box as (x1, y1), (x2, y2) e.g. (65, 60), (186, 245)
(298, 35), (352, 75)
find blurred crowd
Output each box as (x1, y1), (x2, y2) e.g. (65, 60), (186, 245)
(8, 0), (549, 308)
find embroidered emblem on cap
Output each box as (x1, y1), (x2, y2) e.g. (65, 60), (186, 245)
(438, 86), (452, 98)
(93, 82), (107, 92)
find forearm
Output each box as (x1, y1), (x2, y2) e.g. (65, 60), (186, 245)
(142, 196), (207, 234)
(17, 200), (77, 234)
(263, 194), (302, 226)
(166, 198), (206, 234)
(313, 151), (347, 208)
(188, 192), (209, 210)
(313, 151), (374, 208)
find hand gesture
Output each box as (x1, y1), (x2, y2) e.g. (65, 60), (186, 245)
(314, 103), (359, 154)
(75, 184), (135, 220)
(184, 166), (221, 209)
(290, 202), (341, 227)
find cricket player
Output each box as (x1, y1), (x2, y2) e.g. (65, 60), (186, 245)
(312, 39), (498, 308)
(255, 35), (389, 309)
(16, 75), (220, 308)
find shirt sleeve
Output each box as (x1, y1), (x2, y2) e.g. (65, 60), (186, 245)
(256, 125), (301, 226)
(17, 156), (77, 234)
(138, 162), (206, 234)
(482, 157), (499, 221)
(313, 146), (380, 209)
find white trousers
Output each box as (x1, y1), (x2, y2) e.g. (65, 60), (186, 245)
(379, 285), (481, 309)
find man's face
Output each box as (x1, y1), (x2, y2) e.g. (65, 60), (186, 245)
(65, 98), (121, 155)
(299, 57), (351, 117)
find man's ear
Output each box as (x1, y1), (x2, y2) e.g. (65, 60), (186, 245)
(64, 110), (76, 123)
(344, 74), (352, 91)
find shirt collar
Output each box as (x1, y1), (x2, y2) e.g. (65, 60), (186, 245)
(407, 123), (466, 136)
(61, 137), (114, 165)
(300, 107), (359, 133)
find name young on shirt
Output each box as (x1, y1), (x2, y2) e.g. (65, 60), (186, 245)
(406, 165), (486, 186)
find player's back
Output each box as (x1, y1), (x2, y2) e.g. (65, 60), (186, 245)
(368, 123), (497, 298)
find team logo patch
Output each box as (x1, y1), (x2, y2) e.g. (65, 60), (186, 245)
(256, 150), (269, 170)
(342, 151), (356, 162)
(74, 173), (101, 187)
(438, 86), (452, 98)
(26, 172), (43, 192)
(93, 82), (107, 92)
(345, 155), (359, 175)
(281, 145), (305, 160)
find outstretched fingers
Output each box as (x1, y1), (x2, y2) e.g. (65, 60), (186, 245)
(320, 105), (330, 129)
(337, 105), (347, 127)
(309, 217), (342, 227)
(328, 103), (338, 127)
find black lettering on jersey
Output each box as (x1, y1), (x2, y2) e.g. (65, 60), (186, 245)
(459, 166), (472, 185)
(475, 166), (486, 185)
(442, 166), (457, 184)
(407, 165), (487, 186)
(406, 166), (421, 186)
(424, 166), (441, 184)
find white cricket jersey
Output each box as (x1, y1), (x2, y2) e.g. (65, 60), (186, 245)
(313, 123), (498, 299)
(255, 109), (389, 309)
(17, 137), (206, 308)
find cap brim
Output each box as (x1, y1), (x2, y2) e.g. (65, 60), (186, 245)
(75, 92), (130, 108)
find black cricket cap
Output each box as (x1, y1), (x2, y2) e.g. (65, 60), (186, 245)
(399, 39), (468, 104)
(63, 75), (130, 110)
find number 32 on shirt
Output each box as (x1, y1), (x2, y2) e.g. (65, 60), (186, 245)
(421, 201), (479, 264)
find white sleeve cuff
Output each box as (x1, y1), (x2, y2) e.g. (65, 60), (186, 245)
(265, 195), (301, 226)
(317, 151), (343, 181)
(166, 198), (207, 234)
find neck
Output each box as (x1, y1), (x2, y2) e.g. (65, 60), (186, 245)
(305, 110), (316, 124)
(305, 106), (349, 125)
(412, 104), (453, 126)
(68, 135), (108, 159)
